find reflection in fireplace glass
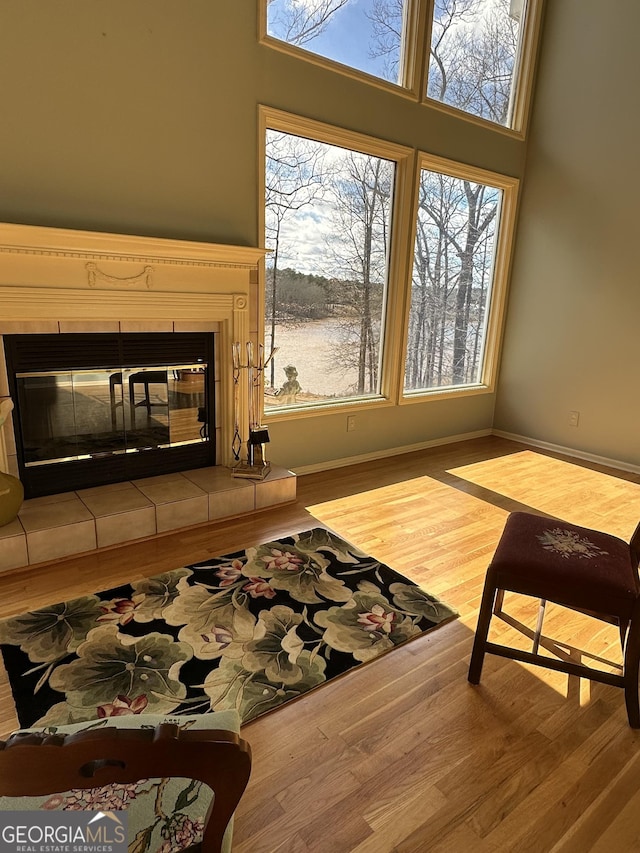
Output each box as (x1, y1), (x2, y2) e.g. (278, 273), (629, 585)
(16, 364), (208, 466)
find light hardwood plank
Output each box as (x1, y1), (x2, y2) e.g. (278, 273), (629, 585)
(1, 435), (640, 851)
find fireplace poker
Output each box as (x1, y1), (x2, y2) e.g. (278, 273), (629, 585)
(231, 342), (242, 461)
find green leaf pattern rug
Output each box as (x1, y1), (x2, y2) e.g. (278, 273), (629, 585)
(0, 528), (457, 728)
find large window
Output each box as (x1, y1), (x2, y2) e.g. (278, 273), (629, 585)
(262, 0), (540, 132)
(404, 155), (518, 396)
(262, 111), (411, 411)
(261, 110), (518, 416)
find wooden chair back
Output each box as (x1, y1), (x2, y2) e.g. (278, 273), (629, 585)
(0, 722), (251, 853)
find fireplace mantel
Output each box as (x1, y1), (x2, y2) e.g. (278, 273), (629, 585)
(0, 223), (268, 475)
(0, 225), (298, 573)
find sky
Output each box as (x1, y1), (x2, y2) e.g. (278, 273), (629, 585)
(266, 129), (397, 278)
(267, 0), (398, 82)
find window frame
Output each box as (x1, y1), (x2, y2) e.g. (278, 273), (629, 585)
(398, 151), (520, 405)
(259, 105), (415, 422)
(259, 0), (545, 138)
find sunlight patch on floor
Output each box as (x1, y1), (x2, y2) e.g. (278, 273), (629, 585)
(447, 450), (640, 537)
(305, 472), (499, 522)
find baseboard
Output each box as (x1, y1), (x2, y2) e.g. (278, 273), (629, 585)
(291, 429), (492, 475)
(291, 428), (640, 478)
(491, 429), (640, 475)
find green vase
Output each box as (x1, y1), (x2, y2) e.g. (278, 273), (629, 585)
(0, 472), (24, 527)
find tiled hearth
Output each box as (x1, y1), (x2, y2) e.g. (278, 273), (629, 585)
(0, 466), (296, 572)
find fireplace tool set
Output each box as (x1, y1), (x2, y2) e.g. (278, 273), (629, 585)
(231, 341), (277, 480)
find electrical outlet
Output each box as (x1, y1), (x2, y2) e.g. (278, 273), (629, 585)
(568, 410), (580, 427)
(347, 415), (356, 432)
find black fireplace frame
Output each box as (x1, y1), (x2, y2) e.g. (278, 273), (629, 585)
(4, 332), (216, 498)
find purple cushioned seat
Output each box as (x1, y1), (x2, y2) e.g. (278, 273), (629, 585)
(489, 511), (639, 619)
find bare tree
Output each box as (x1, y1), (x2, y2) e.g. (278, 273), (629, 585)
(406, 171), (498, 389)
(366, 0), (407, 83)
(406, 172), (458, 388)
(428, 0), (520, 125)
(450, 181), (497, 381)
(267, 0), (350, 46)
(324, 151), (393, 394)
(265, 131), (327, 386)
(368, 0), (520, 125)
(367, 0), (510, 390)
(426, 0), (478, 100)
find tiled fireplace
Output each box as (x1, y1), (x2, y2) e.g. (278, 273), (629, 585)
(0, 223), (296, 571)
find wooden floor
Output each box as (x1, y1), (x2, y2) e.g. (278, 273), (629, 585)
(2, 435), (640, 851)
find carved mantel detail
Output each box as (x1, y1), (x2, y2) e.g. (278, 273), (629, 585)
(86, 262), (154, 289)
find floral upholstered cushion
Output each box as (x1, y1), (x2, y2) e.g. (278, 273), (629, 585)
(0, 777), (220, 853)
(489, 511), (638, 617)
(0, 711), (241, 853)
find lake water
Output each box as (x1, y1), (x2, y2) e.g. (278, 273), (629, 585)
(264, 318), (360, 398)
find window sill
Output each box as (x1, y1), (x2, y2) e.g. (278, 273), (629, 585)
(400, 384), (494, 404)
(264, 394), (392, 422)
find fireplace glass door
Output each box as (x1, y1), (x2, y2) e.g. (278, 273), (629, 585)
(16, 364), (207, 467)
(4, 332), (216, 498)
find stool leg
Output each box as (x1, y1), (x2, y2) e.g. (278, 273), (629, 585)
(129, 379), (136, 427)
(623, 603), (640, 728)
(468, 573), (498, 684)
(532, 599), (547, 655)
(619, 618), (629, 649)
(144, 379), (151, 414)
(110, 381), (116, 431)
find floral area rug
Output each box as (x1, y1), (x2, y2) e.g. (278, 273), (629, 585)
(0, 528), (458, 729)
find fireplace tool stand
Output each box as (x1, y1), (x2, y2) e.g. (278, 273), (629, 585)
(231, 341), (277, 480)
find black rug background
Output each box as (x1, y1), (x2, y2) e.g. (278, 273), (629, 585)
(1, 531), (457, 728)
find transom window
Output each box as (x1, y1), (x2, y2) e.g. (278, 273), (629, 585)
(427, 0), (527, 126)
(264, 0), (412, 87)
(262, 0), (539, 132)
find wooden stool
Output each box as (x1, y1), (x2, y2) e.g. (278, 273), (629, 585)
(468, 511), (640, 727)
(128, 369), (168, 425)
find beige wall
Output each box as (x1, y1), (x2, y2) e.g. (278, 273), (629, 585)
(494, 0), (640, 469)
(1, 1), (531, 471)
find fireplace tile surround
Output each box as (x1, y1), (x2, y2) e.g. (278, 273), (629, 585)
(0, 224), (296, 571)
